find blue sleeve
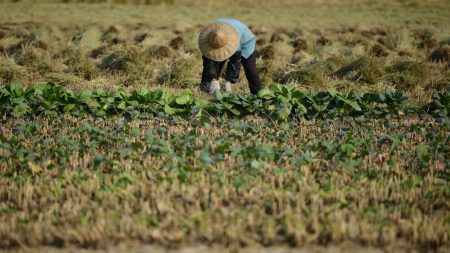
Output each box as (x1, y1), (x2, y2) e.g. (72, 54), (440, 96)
(241, 37), (256, 59)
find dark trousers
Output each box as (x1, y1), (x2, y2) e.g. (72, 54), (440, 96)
(201, 51), (262, 94)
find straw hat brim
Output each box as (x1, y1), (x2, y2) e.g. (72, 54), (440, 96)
(198, 22), (239, 62)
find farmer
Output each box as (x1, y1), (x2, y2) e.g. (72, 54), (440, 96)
(198, 18), (263, 94)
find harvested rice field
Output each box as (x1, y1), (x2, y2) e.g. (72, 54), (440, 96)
(0, 0), (449, 252)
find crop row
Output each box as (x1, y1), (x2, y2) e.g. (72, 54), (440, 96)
(0, 83), (448, 121)
(1, 115), (448, 247)
(1, 117), (448, 176)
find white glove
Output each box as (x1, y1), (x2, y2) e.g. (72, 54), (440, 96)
(224, 81), (232, 92)
(209, 79), (221, 94)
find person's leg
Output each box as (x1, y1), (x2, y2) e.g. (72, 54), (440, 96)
(225, 51), (242, 84)
(241, 52), (263, 94)
(201, 55), (225, 84)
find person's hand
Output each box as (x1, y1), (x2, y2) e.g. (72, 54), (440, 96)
(209, 79), (221, 94)
(224, 81), (232, 92)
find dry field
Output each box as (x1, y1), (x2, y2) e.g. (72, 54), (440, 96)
(0, 0), (449, 252)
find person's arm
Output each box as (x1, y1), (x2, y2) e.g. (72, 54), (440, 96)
(241, 37), (256, 59)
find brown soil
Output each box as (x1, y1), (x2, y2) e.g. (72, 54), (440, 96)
(6, 40), (31, 54)
(398, 50), (414, 57)
(169, 36), (184, 50)
(418, 38), (438, 51)
(251, 27), (267, 36)
(90, 46), (109, 59)
(316, 36), (331, 46)
(256, 37), (267, 46)
(369, 44), (389, 57)
(377, 37), (387, 46)
(134, 33), (148, 43)
(153, 45), (171, 59)
(270, 32), (284, 43)
(428, 46), (449, 63)
(103, 25), (121, 35)
(257, 45), (275, 59)
(291, 38), (307, 53)
(101, 26), (124, 45)
(345, 37), (369, 47)
(412, 28), (433, 40)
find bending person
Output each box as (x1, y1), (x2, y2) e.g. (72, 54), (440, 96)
(198, 18), (263, 94)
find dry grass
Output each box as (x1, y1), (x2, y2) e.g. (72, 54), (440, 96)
(0, 115), (449, 250)
(0, 0), (449, 251)
(0, 2), (448, 100)
(334, 56), (385, 85)
(386, 60), (430, 90)
(275, 64), (327, 88)
(156, 52), (200, 88)
(0, 58), (23, 84)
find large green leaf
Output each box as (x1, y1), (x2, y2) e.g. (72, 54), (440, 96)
(164, 104), (184, 115)
(328, 89), (338, 98)
(269, 83), (283, 93)
(214, 90), (224, 100)
(338, 97), (362, 112)
(291, 90), (305, 100)
(79, 89), (93, 103)
(229, 108), (241, 115)
(7, 83), (24, 98)
(63, 104), (77, 113)
(194, 99), (209, 107)
(295, 102), (308, 114)
(86, 99), (101, 108)
(175, 92), (192, 105)
(117, 101), (127, 110)
(258, 88), (275, 99)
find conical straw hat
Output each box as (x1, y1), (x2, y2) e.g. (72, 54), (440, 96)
(198, 22), (239, 62)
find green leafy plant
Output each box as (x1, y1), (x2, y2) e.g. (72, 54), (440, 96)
(0, 82), (443, 121)
(429, 91), (449, 117)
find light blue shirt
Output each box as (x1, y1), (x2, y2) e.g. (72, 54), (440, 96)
(216, 18), (256, 59)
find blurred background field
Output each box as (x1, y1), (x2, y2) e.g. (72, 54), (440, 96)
(0, 0), (449, 100)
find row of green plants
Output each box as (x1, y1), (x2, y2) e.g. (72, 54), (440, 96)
(0, 83), (448, 121)
(1, 117), (447, 179)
